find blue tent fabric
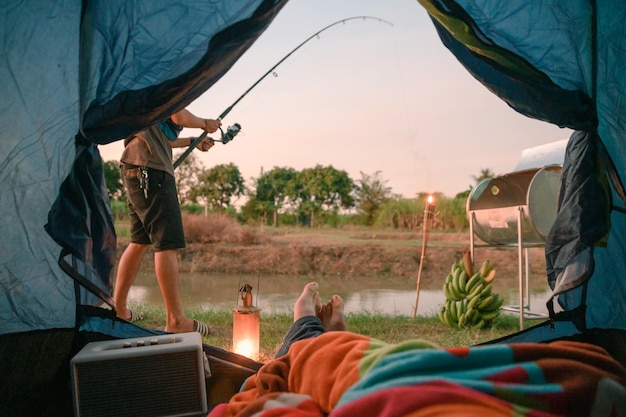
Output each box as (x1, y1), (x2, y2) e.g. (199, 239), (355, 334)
(1, 0), (82, 334)
(423, 3), (594, 130)
(1, 1), (286, 413)
(81, 1), (287, 144)
(546, 131), (611, 298)
(418, 0), (626, 335)
(45, 136), (117, 308)
(0, 0), (286, 337)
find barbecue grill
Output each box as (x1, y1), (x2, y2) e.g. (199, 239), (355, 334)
(466, 140), (566, 329)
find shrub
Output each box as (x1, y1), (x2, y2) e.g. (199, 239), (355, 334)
(182, 212), (262, 245)
(110, 199), (128, 220)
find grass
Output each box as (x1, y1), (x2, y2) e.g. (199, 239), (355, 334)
(130, 303), (542, 363)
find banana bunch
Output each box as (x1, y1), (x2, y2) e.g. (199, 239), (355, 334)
(438, 255), (502, 330)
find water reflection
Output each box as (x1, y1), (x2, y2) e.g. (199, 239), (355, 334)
(129, 271), (552, 317)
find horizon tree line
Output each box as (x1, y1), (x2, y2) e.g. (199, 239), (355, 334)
(103, 154), (494, 230)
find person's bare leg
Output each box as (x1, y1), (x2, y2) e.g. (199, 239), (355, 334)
(293, 282), (322, 322)
(319, 295), (346, 331)
(154, 249), (203, 333)
(114, 242), (149, 320)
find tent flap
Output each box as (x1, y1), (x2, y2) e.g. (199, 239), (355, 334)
(419, 0), (626, 335)
(1, 0), (287, 336)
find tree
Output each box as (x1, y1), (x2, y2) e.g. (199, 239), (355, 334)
(354, 171), (392, 225)
(472, 168), (495, 184)
(173, 152), (203, 205)
(293, 165), (355, 227)
(189, 163), (245, 211)
(457, 168), (496, 199)
(103, 160), (125, 201)
(253, 166), (297, 226)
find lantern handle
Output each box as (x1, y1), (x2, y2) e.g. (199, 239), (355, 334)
(236, 249), (263, 306)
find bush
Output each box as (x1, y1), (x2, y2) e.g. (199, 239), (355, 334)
(182, 212), (262, 245)
(374, 196), (468, 231)
(110, 200), (128, 221)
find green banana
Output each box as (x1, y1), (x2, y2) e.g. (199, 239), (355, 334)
(479, 309), (500, 321)
(472, 318), (486, 330)
(478, 283), (493, 299)
(442, 306), (453, 327)
(451, 269), (460, 296)
(459, 306), (475, 326)
(477, 294), (497, 311)
(438, 306), (446, 324)
(444, 303), (456, 328)
(465, 272), (483, 295)
(469, 308), (480, 324)
(459, 300), (470, 327)
(448, 278), (463, 301)
(449, 300), (458, 323)
(458, 270), (468, 294)
(481, 296), (503, 312)
(443, 282), (452, 300)
(478, 259), (491, 277)
(467, 282), (484, 300)
(467, 294), (480, 310)
(462, 250), (473, 277)
(458, 310), (467, 328)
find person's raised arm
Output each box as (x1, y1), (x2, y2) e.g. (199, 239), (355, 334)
(171, 108), (221, 133)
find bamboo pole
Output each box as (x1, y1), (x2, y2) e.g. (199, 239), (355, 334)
(412, 196), (435, 318)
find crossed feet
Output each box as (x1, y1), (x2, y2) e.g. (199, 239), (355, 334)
(294, 282), (346, 331)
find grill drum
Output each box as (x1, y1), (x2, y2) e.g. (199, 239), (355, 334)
(467, 165), (561, 246)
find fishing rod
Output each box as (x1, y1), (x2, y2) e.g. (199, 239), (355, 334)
(173, 15), (393, 169)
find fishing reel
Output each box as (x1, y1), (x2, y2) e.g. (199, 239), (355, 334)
(216, 123), (241, 144)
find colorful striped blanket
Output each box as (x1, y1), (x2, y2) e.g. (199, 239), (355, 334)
(208, 332), (626, 417)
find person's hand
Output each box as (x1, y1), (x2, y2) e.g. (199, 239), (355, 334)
(196, 137), (215, 152)
(203, 119), (221, 133)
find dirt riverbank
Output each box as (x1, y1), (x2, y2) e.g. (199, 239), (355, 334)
(116, 228), (547, 290)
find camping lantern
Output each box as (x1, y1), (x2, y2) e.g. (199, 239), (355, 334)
(233, 283), (260, 360)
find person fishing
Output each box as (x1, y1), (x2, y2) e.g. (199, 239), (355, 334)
(112, 16), (393, 335)
(114, 108), (220, 336)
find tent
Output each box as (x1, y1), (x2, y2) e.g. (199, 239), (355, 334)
(1, 0), (625, 415)
(1, 1), (285, 415)
(417, 0), (626, 358)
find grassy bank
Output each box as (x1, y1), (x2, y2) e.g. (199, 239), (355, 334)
(131, 303), (539, 362)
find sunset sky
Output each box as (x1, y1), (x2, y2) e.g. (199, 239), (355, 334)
(99, 0), (572, 198)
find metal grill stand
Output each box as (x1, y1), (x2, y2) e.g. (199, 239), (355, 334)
(467, 164), (562, 330)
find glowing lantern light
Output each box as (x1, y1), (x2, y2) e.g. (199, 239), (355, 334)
(233, 283), (260, 360)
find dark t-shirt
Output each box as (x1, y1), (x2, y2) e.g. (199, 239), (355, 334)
(121, 119), (182, 177)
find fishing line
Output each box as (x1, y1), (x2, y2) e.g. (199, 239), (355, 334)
(174, 15), (393, 169)
(389, 20), (425, 197)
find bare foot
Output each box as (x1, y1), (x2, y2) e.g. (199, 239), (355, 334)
(294, 282), (322, 322)
(318, 295), (346, 331)
(317, 300), (332, 328)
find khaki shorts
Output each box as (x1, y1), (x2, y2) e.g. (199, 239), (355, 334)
(122, 165), (185, 251)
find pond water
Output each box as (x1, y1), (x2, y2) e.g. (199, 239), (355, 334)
(129, 271), (553, 317)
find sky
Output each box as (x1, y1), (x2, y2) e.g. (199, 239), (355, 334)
(99, 0), (572, 198)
